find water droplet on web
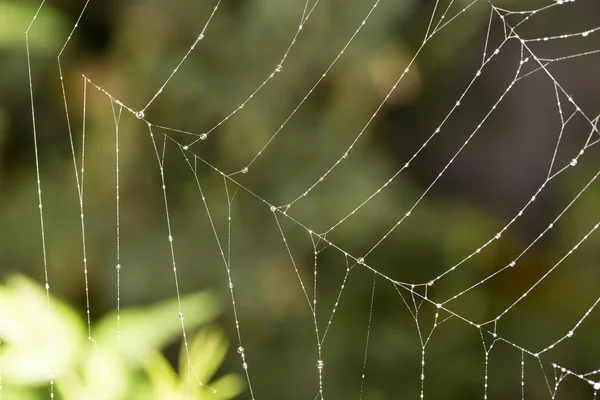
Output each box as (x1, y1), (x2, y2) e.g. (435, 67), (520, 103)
(237, 346), (244, 353)
(594, 382), (600, 390)
(242, 167), (248, 173)
(178, 313), (183, 319)
(270, 206), (276, 212)
(357, 257), (365, 264)
(317, 360), (324, 369)
(242, 362), (248, 369)
(135, 111), (144, 119)
(570, 159), (577, 166)
(116, 264), (121, 270)
(198, 33), (205, 40)
(200, 133), (207, 140)
(276, 64), (283, 72)
(183, 145), (188, 150)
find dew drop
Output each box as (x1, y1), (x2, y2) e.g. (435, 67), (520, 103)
(135, 111), (145, 119)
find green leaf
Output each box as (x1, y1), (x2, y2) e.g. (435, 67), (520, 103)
(0, 275), (85, 385)
(144, 352), (180, 400)
(93, 291), (221, 365)
(198, 373), (245, 400)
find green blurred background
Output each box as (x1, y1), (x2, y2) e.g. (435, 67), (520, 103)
(1, 0), (600, 399)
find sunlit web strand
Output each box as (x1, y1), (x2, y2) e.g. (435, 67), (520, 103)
(146, 126), (233, 397)
(361, 41), (526, 260)
(483, 220), (600, 324)
(110, 101), (124, 351)
(322, 36), (509, 235)
(281, 0), (479, 211)
(315, 1), (600, 239)
(141, 0), (225, 112)
(358, 275), (375, 400)
(173, 0), (323, 147)
(169, 135), (597, 388)
(88, 75), (596, 324)
(48, 0), (600, 396)
(25, 0), (55, 397)
(78, 82), (600, 395)
(356, 19), (600, 271)
(171, 0), (476, 177)
(392, 281), (599, 389)
(426, 159), (600, 287)
(177, 148), (256, 399)
(230, 0), (383, 175)
(321, 1), (587, 236)
(538, 295), (600, 355)
(501, 11), (600, 139)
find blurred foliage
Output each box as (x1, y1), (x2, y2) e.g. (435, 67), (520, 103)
(1, 0), (600, 399)
(0, 275), (243, 399)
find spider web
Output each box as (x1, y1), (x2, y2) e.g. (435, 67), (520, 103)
(11, 0), (600, 398)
